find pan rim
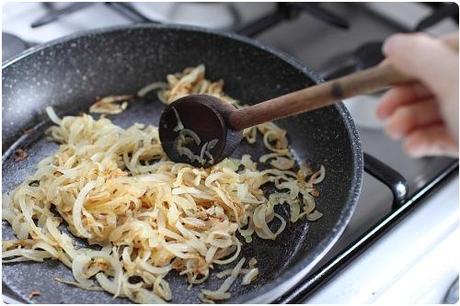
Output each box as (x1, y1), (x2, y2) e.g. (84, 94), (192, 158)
(2, 23), (363, 303)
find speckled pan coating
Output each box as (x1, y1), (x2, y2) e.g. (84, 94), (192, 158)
(2, 24), (363, 304)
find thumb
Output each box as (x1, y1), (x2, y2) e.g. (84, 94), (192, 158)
(382, 33), (458, 99)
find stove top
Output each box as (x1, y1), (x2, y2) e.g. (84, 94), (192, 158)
(2, 2), (459, 304)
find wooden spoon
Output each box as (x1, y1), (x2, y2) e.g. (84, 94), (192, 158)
(159, 35), (458, 167)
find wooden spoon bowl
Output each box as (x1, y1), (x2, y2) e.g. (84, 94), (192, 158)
(159, 95), (242, 167)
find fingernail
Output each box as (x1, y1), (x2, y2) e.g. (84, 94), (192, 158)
(376, 108), (388, 120)
(384, 124), (402, 140)
(405, 145), (424, 158)
(407, 150), (424, 158)
(404, 139), (429, 158)
(382, 34), (405, 55)
(389, 132), (402, 140)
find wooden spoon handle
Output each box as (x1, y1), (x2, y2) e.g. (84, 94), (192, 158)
(229, 34), (459, 131)
(228, 63), (412, 130)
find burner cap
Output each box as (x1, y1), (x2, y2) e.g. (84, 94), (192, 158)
(3, 32), (29, 62)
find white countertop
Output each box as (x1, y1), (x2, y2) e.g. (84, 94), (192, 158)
(305, 176), (459, 304)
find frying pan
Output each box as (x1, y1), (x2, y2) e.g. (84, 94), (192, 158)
(2, 24), (363, 303)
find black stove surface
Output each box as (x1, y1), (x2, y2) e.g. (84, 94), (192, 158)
(2, 32), (29, 62)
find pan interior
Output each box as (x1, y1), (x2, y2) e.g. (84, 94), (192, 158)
(2, 25), (359, 303)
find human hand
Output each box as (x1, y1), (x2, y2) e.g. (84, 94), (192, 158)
(377, 32), (459, 158)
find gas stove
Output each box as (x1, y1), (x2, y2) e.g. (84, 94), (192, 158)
(2, 2), (459, 304)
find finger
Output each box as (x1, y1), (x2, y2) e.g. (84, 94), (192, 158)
(404, 124), (458, 158)
(382, 33), (459, 97)
(384, 98), (443, 140)
(377, 83), (432, 119)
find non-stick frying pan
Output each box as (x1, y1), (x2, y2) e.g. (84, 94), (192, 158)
(2, 24), (363, 303)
